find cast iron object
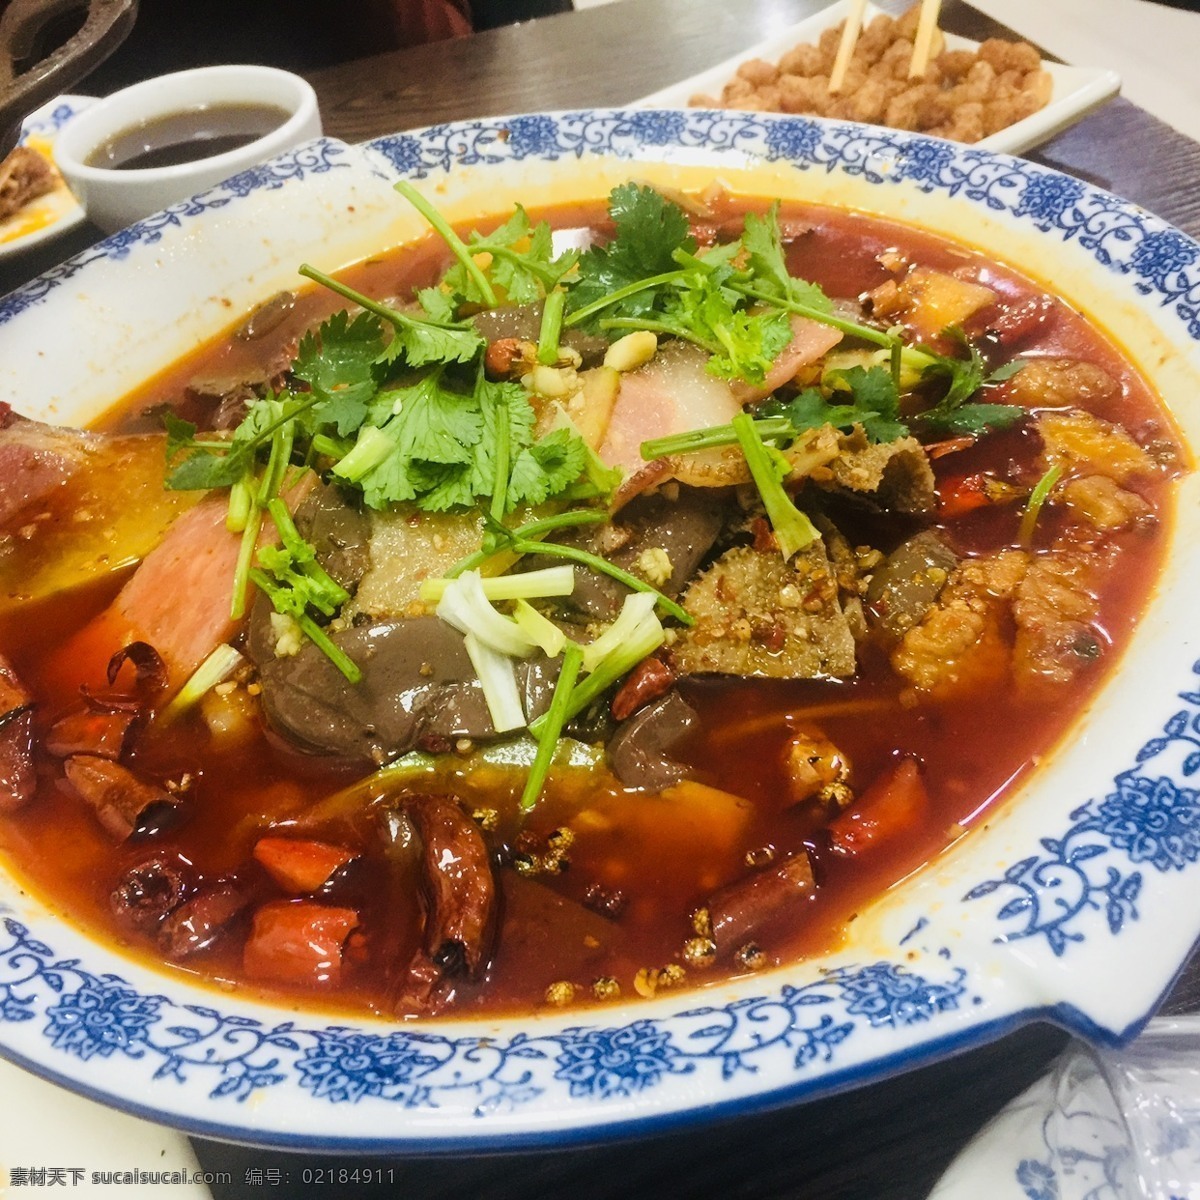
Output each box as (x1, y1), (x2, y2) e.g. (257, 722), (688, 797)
(0, 0), (137, 155)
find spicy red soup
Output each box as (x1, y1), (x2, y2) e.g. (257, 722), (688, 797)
(0, 187), (1183, 1019)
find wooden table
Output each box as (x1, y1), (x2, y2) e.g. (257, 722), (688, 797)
(7, 1), (1200, 1195)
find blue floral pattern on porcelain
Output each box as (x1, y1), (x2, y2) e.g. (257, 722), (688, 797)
(0, 138), (350, 325)
(0, 915), (966, 1112)
(366, 110), (1200, 340)
(964, 661), (1200, 956)
(0, 108), (1197, 1149)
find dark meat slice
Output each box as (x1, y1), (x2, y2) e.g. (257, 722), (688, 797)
(292, 481), (370, 592)
(533, 486), (731, 620)
(0, 708), (34, 813)
(981, 294), (1052, 349)
(608, 690), (698, 792)
(495, 875), (616, 982)
(865, 530), (959, 642)
(111, 855), (193, 934)
(0, 146), (55, 222)
(234, 291), (296, 341)
(45, 707), (136, 760)
(251, 612), (558, 762)
(0, 653), (34, 812)
(158, 879), (254, 959)
(187, 342), (296, 430)
(705, 848), (817, 958)
(0, 412), (91, 528)
(62, 755), (181, 841)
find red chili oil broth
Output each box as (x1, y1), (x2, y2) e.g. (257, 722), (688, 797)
(0, 195), (1182, 1019)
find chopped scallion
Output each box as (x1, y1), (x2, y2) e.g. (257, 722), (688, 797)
(520, 642), (584, 810)
(1019, 464), (1063, 546)
(507, 537), (692, 626)
(420, 564), (575, 605)
(512, 600), (568, 657)
(159, 644), (245, 724)
(464, 632), (527, 733)
(580, 591), (658, 673)
(435, 570), (538, 658)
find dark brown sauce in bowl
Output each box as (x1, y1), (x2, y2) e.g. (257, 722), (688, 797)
(85, 103), (294, 170)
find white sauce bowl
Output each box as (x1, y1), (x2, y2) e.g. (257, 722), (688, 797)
(54, 64), (322, 233)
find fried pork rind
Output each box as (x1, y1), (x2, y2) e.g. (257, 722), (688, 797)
(690, 5), (1052, 144)
(890, 550), (1028, 695)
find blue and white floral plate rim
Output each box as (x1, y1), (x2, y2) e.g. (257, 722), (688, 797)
(0, 108), (1197, 1152)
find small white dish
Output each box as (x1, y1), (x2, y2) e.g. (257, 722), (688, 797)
(0, 95), (94, 261)
(54, 64), (322, 234)
(633, 0), (1121, 155)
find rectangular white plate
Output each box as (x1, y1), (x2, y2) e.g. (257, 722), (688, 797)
(633, 0), (1121, 156)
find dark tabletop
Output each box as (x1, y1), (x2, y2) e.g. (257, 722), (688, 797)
(7, 1), (1200, 1196)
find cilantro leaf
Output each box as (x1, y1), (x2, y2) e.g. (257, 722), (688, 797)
(164, 446), (250, 491)
(291, 311), (385, 436)
(569, 183), (696, 320)
(508, 429), (588, 507)
(761, 388), (865, 437)
(740, 204), (833, 313)
(296, 264), (483, 373)
(653, 266), (792, 385)
(417, 286), (459, 323)
(444, 206), (579, 306)
(165, 392), (309, 491)
(410, 461), (478, 511)
(377, 314), (483, 369)
(758, 366), (908, 444)
(164, 413), (198, 459)
(827, 365), (908, 442)
(920, 402), (1025, 437)
(353, 441), (417, 510)
(915, 332), (1027, 436)
(388, 374), (483, 465)
(471, 378), (536, 497)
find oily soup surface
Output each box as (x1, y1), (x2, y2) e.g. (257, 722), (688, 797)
(0, 195), (1181, 1019)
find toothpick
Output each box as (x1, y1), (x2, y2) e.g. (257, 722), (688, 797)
(908, 0), (942, 79)
(829, 0), (869, 95)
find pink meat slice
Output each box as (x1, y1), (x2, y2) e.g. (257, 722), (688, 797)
(598, 341), (742, 479)
(45, 493), (247, 696)
(110, 493), (246, 684)
(730, 315), (844, 405)
(0, 414), (92, 528)
(597, 319), (843, 490)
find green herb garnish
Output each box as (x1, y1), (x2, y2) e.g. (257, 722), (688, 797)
(731, 412), (819, 559)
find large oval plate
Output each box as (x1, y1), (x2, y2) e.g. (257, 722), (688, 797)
(0, 110), (1198, 1152)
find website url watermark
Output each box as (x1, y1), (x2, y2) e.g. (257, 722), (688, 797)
(5, 1168), (233, 1188)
